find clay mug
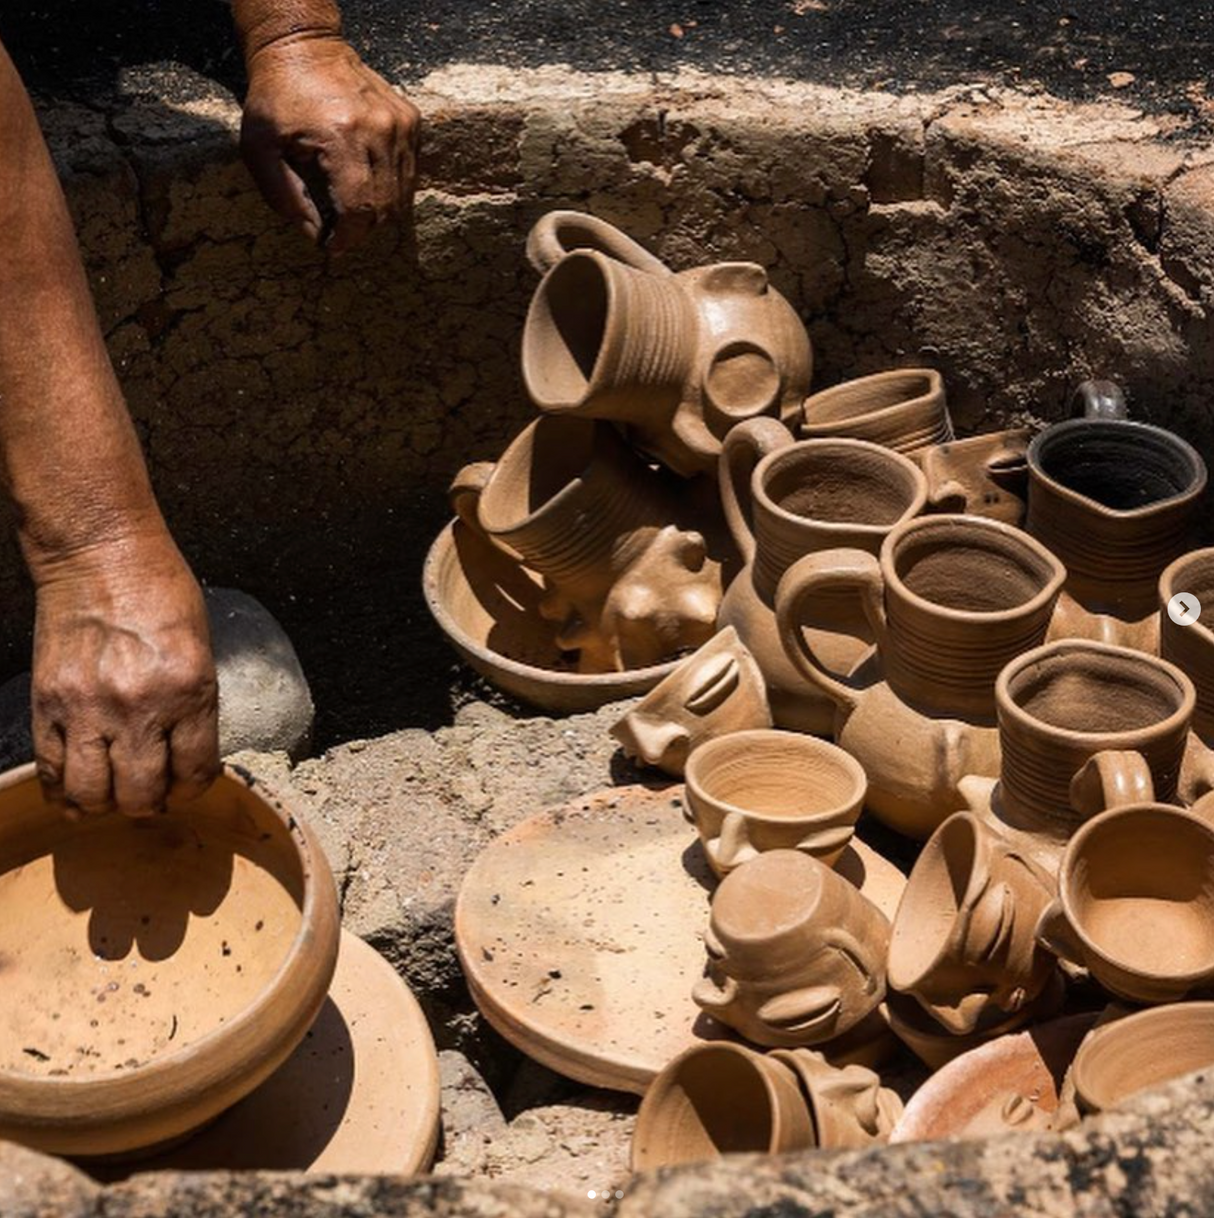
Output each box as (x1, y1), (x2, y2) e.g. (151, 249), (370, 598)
(776, 514), (1066, 839)
(800, 368), (953, 453)
(718, 417), (928, 734)
(887, 812), (1056, 1034)
(1028, 378), (1207, 653)
(1036, 804), (1214, 1004)
(466, 415), (722, 673)
(1064, 1001), (1214, 1117)
(918, 428), (1031, 526)
(1159, 548), (1214, 802)
(610, 627), (772, 776)
(683, 729), (866, 875)
(692, 849), (890, 1048)
(522, 210), (812, 477)
(989, 640), (1195, 854)
(631, 1041), (814, 1169)
(769, 1049), (903, 1148)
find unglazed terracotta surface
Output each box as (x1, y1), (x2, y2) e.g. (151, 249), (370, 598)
(0, 764), (339, 1157)
(522, 210), (812, 477)
(122, 931), (440, 1176)
(918, 429), (1030, 525)
(683, 729), (865, 874)
(693, 850), (890, 1048)
(776, 514), (1065, 839)
(888, 813), (1056, 1035)
(1037, 803), (1214, 1004)
(718, 418), (927, 734)
(800, 369), (953, 453)
(610, 628), (772, 777)
(889, 1013), (1096, 1143)
(770, 1048), (902, 1148)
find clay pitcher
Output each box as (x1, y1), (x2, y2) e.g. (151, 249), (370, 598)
(717, 417), (928, 735)
(776, 515), (1066, 838)
(1160, 548), (1214, 801)
(1028, 379), (1207, 652)
(522, 210), (812, 477)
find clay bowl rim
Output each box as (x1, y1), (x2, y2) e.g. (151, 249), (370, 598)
(879, 513), (1067, 627)
(751, 436), (929, 537)
(1057, 802), (1214, 986)
(1026, 416), (1208, 521)
(800, 368), (945, 431)
(684, 728), (866, 830)
(422, 520), (682, 699)
(1069, 1000), (1214, 1114)
(995, 639), (1196, 747)
(0, 762), (339, 1146)
(1160, 547), (1214, 645)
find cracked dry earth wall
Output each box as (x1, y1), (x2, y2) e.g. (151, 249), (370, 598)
(7, 66), (1214, 686)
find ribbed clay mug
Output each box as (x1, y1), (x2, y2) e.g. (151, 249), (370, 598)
(522, 210), (812, 476)
(888, 812), (1056, 1035)
(610, 627), (772, 777)
(692, 849), (890, 1048)
(467, 415), (722, 673)
(683, 729), (865, 875)
(718, 417), (928, 734)
(1037, 803), (1214, 1004)
(1028, 379), (1207, 653)
(775, 514), (1066, 839)
(800, 368), (953, 453)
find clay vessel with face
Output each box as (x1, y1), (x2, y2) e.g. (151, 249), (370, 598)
(888, 812), (1055, 1034)
(610, 627), (772, 776)
(918, 429), (1030, 526)
(693, 850), (889, 1047)
(771, 1048), (902, 1148)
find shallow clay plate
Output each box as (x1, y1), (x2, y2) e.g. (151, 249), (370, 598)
(455, 785), (906, 1094)
(121, 931), (440, 1176)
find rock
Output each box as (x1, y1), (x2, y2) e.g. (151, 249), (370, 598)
(0, 673), (32, 772)
(0, 1140), (97, 1217)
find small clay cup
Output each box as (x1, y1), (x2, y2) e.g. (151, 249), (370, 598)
(800, 368), (953, 453)
(995, 641), (1196, 843)
(693, 849), (890, 1048)
(770, 1049), (902, 1149)
(610, 627), (772, 777)
(684, 730), (866, 875)
(888, 813), (1056, 1035)
(631, 1042), (813, 1170)
(1037, 803), (1214, 1004)
(1066, 1001), (1214, 1116)
(918, 429), (1030, 526)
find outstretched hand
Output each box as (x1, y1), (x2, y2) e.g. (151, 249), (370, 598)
(31, 535), (220, 818)
(241, 37), (421, 254)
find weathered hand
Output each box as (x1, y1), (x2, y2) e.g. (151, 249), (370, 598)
(241, 37), (420, 253)
(31, 534), (220, 818)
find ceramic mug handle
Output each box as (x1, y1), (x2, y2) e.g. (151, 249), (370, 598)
(1071, 378), (1128, 421)
(774, 549), (888, 713)
(1034, 900), (1086, 967)
(449, 461), (496, 536)
(525, 210), (671, 277)
(719, 417), (795, 565)
(1068, 749), (1155, 821)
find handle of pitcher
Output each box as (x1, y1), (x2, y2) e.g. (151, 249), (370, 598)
(1034, 900), (1086, 968)
(1068, 749), (1155, 821)
(526, 210), (672, 277)
(1071, 378), (1128, 421)
(449, 461), (496, 537)
(719, 417), (794, 566)
(774, 549), (887, 713)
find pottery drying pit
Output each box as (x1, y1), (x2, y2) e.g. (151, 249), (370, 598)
(13, 28), (1214, 1217)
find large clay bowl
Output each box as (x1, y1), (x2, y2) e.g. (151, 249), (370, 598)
(0, 763), (340, 1157)
(424, 519), (680, 713)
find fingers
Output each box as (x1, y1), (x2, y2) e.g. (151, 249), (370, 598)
(62, 733), (113, 818)
(110, 728), (170, 817)
(169, 708), (222, 803)
(240, 120), (324, 242)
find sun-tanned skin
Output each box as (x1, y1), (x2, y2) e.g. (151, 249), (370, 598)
(0, 5), (419, 816)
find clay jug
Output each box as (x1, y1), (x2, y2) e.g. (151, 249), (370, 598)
(1027, 379), (1207, 653)
(800, 368), (953, 453)
(718, 418), (928, 734)
(464, 416), (722, 673)
(776, 514), (1066, 839)
(522, 211), (812, 477)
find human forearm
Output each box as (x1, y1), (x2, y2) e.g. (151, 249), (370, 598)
(230, 0), (343, 63)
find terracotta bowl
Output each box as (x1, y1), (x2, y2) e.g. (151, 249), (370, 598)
(0, 763), (340, 1157)
(424, 519), (681, 713)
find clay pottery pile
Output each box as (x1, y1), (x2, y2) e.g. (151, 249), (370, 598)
(684, 729), (865, 874)
(0, 764), (340, 1158)
(610, 627), (772, 776)
(918, 429), (1031, 525)
(523, 211), (812, 477)
(1037, 804), (1214, 1004)
(800, 369), (952, 453)
(718, 417), (928, 734)
(1027, 381), (1207, 653)
(776, 514), (1066, 838)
